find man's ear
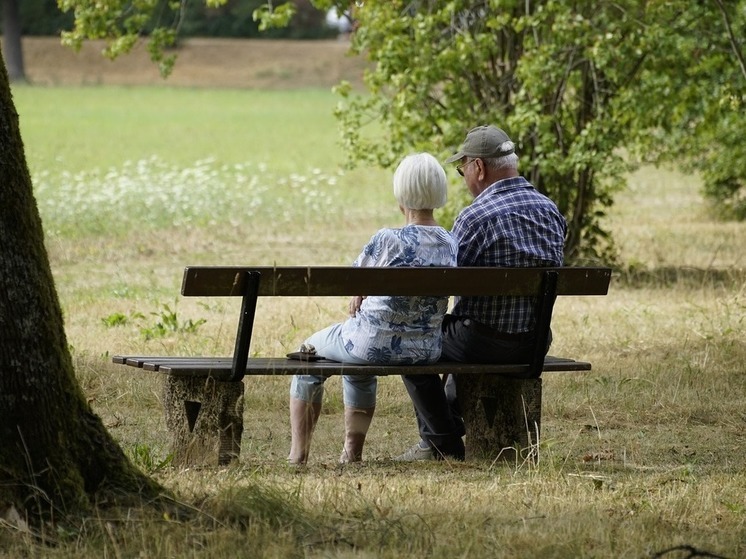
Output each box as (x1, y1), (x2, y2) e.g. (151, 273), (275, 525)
(476, 158), (486, 181)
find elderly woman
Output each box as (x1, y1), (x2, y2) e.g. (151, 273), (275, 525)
(288, 152), (458, 465)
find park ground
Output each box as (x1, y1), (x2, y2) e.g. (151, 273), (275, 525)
(21, 35), (367, 89)
(6, 35), (746, 559)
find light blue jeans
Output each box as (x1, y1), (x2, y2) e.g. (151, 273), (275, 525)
(289, 323), (377, 408)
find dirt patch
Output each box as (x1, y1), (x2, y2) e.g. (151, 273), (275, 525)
(22, 36), (368, 89)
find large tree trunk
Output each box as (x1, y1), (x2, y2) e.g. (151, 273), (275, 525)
(0, 53), (160, 519)
(1, 0), (26, 82)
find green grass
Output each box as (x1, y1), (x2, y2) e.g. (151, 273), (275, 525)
(14, 85), (395, 238)
(15, 86), (349, 170)
(4, 85), (746, 558)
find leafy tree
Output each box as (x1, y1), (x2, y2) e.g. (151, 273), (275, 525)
(637, 0), (746, 221)
(263, 0), (746, 261)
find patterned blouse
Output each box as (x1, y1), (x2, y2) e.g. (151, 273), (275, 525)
(340, 225), (458, 364)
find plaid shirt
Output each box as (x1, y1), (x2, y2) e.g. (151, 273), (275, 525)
(450, 176), (567, 334)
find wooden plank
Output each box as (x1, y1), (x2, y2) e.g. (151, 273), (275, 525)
(121, 356), (190, 368)
(113, 356), (232, 371)
(181, 266), (612, 298)
(135, 358), (231, 372)
(113, 355), (591, 379)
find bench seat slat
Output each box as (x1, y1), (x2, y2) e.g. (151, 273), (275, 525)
(112, 355), (591, 381)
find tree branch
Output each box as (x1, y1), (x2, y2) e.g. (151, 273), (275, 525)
(714, 0), (746, 81)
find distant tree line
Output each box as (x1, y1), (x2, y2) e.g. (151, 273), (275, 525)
(3, 0), (336, 39)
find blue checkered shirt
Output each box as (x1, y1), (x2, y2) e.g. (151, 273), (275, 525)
(450, 176), (567, 334)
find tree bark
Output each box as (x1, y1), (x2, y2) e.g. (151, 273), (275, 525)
(1, 0), (26, 82)
(0, 56), (160, 519)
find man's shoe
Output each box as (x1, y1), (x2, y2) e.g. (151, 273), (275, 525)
(394, 441), (435, 461)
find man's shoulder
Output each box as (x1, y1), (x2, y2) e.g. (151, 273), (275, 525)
(454, 198), (495, 227)
(494, 177), (562, 209)
(489, 175), (533, 191)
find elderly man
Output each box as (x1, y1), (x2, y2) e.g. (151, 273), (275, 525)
(397, 125), (568, 461)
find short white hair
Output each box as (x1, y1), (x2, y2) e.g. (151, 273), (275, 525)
(484, 151), (519, 171)
(393, 152), (448, 210)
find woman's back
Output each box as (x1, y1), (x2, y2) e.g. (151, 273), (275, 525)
(341, 224), (457, 364)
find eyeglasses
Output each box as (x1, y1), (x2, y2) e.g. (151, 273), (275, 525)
(456, 158), (477, 177)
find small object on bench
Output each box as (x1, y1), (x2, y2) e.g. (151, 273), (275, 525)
(286, 344), (327, 362)
(112, 266), (611, 466)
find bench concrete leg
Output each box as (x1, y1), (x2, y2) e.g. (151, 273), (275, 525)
(162, 375), (244, 467)
(456, 375), (542, 462)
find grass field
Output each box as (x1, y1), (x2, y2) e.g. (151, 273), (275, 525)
(5, 67), (746, 558)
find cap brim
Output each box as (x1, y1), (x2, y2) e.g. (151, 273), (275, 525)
(445, 151), (465, 164)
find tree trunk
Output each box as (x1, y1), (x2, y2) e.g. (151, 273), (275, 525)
(0, 56), (160, 519)
(1, 0), (26, 83)
(456, 375), (542, 462)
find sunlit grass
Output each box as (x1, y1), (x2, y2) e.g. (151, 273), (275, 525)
(14, 86), (352, 172)
(609, 165), (746, 270)
(14, 86), (399, 242)
(33, 156), (344, 236)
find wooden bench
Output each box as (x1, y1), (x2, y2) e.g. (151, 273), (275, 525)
(113, 266), (611, 465)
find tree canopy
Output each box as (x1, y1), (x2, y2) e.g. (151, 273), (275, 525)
(321, 0), (746, 261)
(57, 0), (746, 260)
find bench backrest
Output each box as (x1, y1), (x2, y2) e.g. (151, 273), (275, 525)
(182, 266), (611, 297)
(181, 266), (612, 381)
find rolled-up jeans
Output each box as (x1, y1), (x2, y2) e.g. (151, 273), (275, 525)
(289, 323), (377, 409)
(402, 315), (549, 451)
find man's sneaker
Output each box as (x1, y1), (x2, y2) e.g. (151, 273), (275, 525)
(394, 441), (435, 461)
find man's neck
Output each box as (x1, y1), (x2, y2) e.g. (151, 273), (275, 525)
(489, 168), (519, 183)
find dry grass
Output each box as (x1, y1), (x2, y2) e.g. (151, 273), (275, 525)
(52, 162), (746, 558)
(22, 36), (368, 89)
(5, 39), (745, 558)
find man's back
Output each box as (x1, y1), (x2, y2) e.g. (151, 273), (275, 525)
(451, 175), (567, 334)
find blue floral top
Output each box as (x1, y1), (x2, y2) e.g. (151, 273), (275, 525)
(340, 225), (458, 364)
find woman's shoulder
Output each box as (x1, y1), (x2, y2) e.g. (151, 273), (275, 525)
(368, 225), (455, 251)
(400, 223), (453, 235)
(367, 227), (401, 243)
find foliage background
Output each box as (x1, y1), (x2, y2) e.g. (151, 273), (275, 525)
(23, 0), (746, 262)
(323, 0), (746, 263)
(3, 0), (336, 39)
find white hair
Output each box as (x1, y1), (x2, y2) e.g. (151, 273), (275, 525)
(393, 152), (448, 210)
(484, 148), (519, 171)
